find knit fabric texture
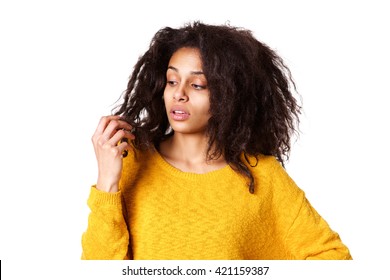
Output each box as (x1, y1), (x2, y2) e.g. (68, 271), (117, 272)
(81, 148), (352, 260)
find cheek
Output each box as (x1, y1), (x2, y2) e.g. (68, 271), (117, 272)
(163, 89), (169, 106)
(203, 105), (211, 116)
(201, 96), (211, 115)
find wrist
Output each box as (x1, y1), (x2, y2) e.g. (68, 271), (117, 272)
(96, 179), (119, 193)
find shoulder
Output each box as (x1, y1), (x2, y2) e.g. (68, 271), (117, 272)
(243, 154), (303, 198)
(243, 154), (287, 180)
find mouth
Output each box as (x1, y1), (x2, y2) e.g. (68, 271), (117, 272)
(170, 107), (190, 121)
(172, 110), (187, 115)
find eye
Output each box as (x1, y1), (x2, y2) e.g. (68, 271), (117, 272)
(192, 84), (207, 90)
(167, 80), (178, 86)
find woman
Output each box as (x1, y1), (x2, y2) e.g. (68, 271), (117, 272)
(81, 22), (352, 260)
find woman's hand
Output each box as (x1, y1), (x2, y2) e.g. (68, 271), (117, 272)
(91, 115), (135, 193)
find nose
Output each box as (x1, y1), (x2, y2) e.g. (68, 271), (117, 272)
(173, 84), (188, 102)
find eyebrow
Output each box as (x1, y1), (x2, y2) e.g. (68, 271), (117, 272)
(167, 66), (204, 76)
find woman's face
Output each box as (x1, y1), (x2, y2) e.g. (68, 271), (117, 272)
(163, 47), (211, 135)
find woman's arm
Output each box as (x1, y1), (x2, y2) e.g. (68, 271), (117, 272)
(81, 116), (135, 259)
(81, 187), (130, 260)
(265, 156), (352, 260)
(284, 194), (352, 260)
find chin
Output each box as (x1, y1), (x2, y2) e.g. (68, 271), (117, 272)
(170, 124), (207, 135)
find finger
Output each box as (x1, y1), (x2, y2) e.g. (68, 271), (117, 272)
(102, 117), (134, 139)
(116, 141), (130, 158)
(116, 119), (133, 131)
(113, 115), (133, 131)
(123, 129), (135, 139)
(108, 129), (135, 146)
(94, 115), (121, 136)
(100, 119), (125, 141)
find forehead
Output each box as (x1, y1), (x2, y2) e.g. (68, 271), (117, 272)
(168, 47), (203, 71)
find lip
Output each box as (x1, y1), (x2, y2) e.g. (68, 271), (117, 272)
(169, 106), (190, 121)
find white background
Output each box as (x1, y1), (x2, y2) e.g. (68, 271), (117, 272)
(1, 0), (389, 279)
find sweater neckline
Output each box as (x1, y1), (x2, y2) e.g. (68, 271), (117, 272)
(151, 148), (234, 181)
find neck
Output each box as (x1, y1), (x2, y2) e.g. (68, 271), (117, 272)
(158, 132), (226, 173)
(166, 132), (210, 163)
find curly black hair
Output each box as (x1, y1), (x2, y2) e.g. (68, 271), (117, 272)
(114, 21), (301, 193)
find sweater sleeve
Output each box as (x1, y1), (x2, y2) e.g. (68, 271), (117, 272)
(284, 192), (352, 260)
(81, 186), (130, 260)
(261, 156), (352, 260)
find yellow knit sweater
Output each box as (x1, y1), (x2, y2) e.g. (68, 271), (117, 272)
(81, 148), (352, 260)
